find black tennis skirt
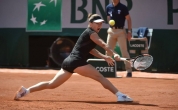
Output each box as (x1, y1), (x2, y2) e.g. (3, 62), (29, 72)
(61, 55), (88, 73)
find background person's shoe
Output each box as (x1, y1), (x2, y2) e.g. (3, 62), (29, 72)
(126, 72), (132, 77)
(14, 86), (27, 100)
(117, 94), (133, 102)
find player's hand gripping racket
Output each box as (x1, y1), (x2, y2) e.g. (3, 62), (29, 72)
(120, 54), (153, 70)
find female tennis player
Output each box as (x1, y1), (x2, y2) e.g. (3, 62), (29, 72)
(14, 13), (133, 102)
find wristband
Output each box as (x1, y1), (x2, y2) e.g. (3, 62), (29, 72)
(114, 54), (118, 57)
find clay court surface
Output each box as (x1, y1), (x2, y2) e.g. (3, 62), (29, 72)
(0, 68), (178, 110)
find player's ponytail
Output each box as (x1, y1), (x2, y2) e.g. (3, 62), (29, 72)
(88, 13), (93, 19)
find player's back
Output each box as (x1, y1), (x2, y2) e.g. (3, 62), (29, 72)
(70, 27), (96, 59)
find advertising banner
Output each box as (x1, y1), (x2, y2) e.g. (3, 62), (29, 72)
(27, 0), (62, 32)
(87, 59), (117, 77)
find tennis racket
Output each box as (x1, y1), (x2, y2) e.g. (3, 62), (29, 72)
(120, 54), (153, 70)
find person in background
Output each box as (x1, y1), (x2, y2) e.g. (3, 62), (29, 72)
(14, 13), (133, 102)
(106, 0), (133, 77)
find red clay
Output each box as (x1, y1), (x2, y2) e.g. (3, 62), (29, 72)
(0, 69), (178, 110)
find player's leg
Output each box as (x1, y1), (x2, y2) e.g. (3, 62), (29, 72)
(75, 64), (117, 94)
(117, 29), (132, 77)
(14, 69), (72, 100)
(74, 64), (133, 102)
(28, 69), (72, 92)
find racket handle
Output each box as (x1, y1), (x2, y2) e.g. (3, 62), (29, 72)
(120, 58), (127, 61)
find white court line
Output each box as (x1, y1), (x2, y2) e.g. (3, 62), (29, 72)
(0, 68), (77, 75)
(0, 69), (178, 79)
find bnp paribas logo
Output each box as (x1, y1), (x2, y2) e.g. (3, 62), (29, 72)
(27, 0), (62, 32)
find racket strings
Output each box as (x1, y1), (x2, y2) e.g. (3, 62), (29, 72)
(134, 56), (153, 70)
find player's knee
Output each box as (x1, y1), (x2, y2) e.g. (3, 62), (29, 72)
(93, 74), (102, 80)
(47, 81), (58, 89)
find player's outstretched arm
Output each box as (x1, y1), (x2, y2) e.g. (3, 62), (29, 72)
(90, 33), (119, 57)
(89, 48), (107, 59)
(89, 49), (114, 66)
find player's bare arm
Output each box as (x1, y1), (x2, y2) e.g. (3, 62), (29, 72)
(89, 48), (107, 59)
(89, 49), (115, 66)
(90, 33), (118, 57)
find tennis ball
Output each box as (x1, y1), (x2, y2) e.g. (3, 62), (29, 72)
(109, 20), (115, 26)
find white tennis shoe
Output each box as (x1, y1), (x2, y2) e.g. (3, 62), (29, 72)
(14, 86), (27, 100)
(117, 94), (133, 102)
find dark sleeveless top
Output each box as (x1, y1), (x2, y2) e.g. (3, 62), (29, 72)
(61, 27), (96, 73)
(70, 27), (96, 59)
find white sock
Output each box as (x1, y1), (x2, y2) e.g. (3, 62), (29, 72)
(26, 89), (30, 94)
(115, 91), (124, 97)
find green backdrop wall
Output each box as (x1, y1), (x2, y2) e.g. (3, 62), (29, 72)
(0, 28), (178, 72)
